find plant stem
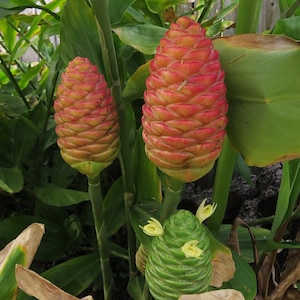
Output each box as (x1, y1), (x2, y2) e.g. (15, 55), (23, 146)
(159, 174), (184, 223)
(206, 135), (237, 233)
(0, 55), (30, 109)
(235, 0), (263, 34)
(91, 0), (138, 279)
(88, 174), (114, 300)
(198, 0), (213, 23)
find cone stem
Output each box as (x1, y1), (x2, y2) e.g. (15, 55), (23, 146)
(159, 174), (184, 223)
(88, 175), (114, 300)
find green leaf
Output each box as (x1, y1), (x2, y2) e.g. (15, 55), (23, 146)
(113, 23), (167, 55)
(122, 61), (149, 102)
(214, 34), (300, 167)
(35, 184), (88, 207)
(0, 17), (18, 52)
(13, 116), (39, 167)
(220, 251), (257, 300)
(206, 20), (235, 37)
(0, 0), (35, 9)
(0, 95), (29, 116)
(107, 0), (135, 24)
(17, 253), (100, 300)
(130, 201), (162, 250)
(18, 61), (44, 90)
(60, 0), (104, 72)
(273, 16), (300, 40)
(269, 159), (300, 239)
(127, 276), (145, 299)
(132, 127), (162, 203)
(0, 166), (23, 194)
(0, 216), (72, 262)
(42, 253), (99, 295)
(145, 0), (184, 13)
(217, 224), (270, 263)
(103, 178), (126, 237)
(50, 152), (78, 188)
(235, 154), (252, 186)
(0, 247), (25, 299)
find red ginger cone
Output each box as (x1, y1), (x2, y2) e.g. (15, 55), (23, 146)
(54, 57), (119, 177)
(142, 17), (228, 182)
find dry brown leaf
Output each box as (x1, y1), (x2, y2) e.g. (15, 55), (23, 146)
(15, 265), (94, 300)
(0, 223), (44, 269)
(178, 289), (245, 300)
(211, 248), (236, 287)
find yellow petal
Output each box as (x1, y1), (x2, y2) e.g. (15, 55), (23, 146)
(196, 199), (217, 223)
(181, 240), (203, 258)
(139, 218), (164, 236)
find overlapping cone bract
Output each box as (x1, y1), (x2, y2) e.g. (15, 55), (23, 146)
(142, 17), (228, 182)
(54, 57), (119, 176)
(145, 210), (212, 300)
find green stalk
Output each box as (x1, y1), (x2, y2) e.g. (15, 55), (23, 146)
(206, 0), (263, 234)
(159, 174), (184, 223)
(235, 0), (263, 34)
(206, 136), (237, 233)
(88, 174), (114, 300)
(198, 0), (213, 23)
(286, 0), (300, 17)
(91, 0), (138, 279)
(0, 55), (29, 109)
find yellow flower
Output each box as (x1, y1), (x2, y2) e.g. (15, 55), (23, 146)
(196, 199), (217, 223)
(181, 240), (203, 258)
(140, 218), (164, 236)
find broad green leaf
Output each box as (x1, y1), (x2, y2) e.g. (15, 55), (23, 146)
(18, 61), (44, 90)
(60, 0), (104, 72)
(220, 251), (257, 300)
(0, 216), (72, 261)
(35, 184), (88, 207)
(273, 16), (300, 40)
(121, 6), (150, 24)
(0, 95), (28, 116)
(145, 0), (184, 13)
(122, 61), (149, 102)
(206, 20), (235, 37)
(50, 152), (78, 188)
(132, 127), (162, 203)
(214, 34), (300, 167)
(107, 0), (135, 24)
(103, 177), (126, 237)
(0, 0), (35, 9)
(217, 224), (270, 263)
(113, 23), (167, 55)
(13, 116), (39, 167)
(0, 166), (23, 194)
(130, 201), (162, 250)
(127, 276), (145, 299)
(0, 247), (25, 299)
(0, 17), (18, 52)
(41, 253), (99, 295)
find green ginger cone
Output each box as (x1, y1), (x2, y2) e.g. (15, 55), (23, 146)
(144, 210), (212, 300)
(54, 57), (119, 177)
(142, 16), (228, 183)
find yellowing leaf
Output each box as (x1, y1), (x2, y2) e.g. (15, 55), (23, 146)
(179, 289), (245, 300)
(15, 265), (94, 300)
